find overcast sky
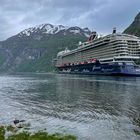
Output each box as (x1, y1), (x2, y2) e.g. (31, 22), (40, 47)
(0, 0), (140, 41)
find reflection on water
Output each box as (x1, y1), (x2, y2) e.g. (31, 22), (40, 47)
(0, 73), (140, 140)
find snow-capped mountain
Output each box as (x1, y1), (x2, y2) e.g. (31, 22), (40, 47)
(0, 23), (92, 72)
(18, 23), (91, 38)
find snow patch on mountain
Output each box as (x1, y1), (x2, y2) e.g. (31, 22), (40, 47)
(69, 29), (80, 34)
(83, 27), (90, 32)
(84, 33), (90, 37)
(18, 23), (91, 38)
(20, 29), (31, 36)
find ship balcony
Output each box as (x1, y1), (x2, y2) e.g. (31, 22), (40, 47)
(128, 54), (140, 56)
(127, 43), (139, 45)
(115, 50), (129, 53)
(114, 47), (128, 50)
(114, 56), (140, 60)
(116, 52), (129, 56)
(113, 46), (128, 50)
(111, 42), (128, 46)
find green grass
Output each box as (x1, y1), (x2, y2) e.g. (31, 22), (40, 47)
(0, 126), (76, 140)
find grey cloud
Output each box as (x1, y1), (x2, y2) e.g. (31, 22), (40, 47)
(0, 0), (140, 40)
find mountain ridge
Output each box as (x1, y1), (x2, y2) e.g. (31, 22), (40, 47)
(0, 23), (91, 72)
(17, 23), (91, 38)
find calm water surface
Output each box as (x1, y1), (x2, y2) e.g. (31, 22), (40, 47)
(0, 73), (140, 140)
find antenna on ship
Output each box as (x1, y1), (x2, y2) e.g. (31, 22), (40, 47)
(112, 27), (116, 34)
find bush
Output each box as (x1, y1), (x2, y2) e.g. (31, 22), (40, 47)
(0, 125), (76, 140)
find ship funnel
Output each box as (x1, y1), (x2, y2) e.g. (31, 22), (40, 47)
(88, 32), (98, 41)
(112, 27), (116, 34)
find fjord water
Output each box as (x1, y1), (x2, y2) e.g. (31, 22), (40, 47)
(0, 73), (140, 140)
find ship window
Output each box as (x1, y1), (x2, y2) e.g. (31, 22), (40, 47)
(118, 62), (123, 65)
(125, 62), (134, 65)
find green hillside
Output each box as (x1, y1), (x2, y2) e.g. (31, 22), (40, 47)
(124, 12), (140, 37)
(0, 25), (90, 72)
(16, 35), (87, 72)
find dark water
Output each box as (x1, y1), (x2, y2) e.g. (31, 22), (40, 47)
(0, 73), (140, 140)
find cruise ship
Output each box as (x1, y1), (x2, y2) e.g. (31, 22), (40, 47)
(54, 28), (140, 76)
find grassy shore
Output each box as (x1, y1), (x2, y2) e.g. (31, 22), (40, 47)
(0, 125), (76, 140)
